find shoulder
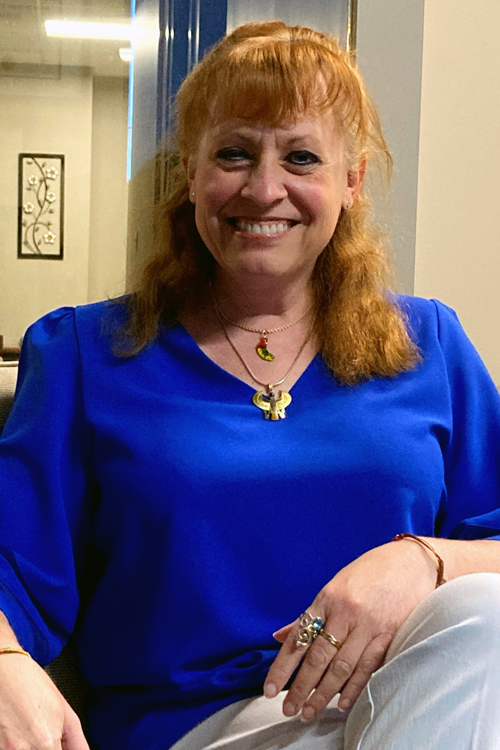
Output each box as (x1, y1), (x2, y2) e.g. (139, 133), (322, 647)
(24, 298), (128, 356)
(394, 294), (464, 348)
(395, 294), (495, 386)
(17, 299), (134, 408)
(395, 293), (451, 325)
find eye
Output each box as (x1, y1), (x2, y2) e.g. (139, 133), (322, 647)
(286, 150), (320, 167)
(216, 147), (251, 163)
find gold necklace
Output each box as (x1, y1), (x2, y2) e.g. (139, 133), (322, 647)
(213, 288), (313, 362)
(213, 295), (315, 421)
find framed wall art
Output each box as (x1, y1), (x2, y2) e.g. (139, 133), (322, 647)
(18, 153), (65, 260)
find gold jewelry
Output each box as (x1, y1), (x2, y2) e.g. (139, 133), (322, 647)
(319, 629), (343, 650)
(213, 287), (312, 362)
(393, 533), (446, 588)
(212, 292), (315, 420)
(252, 391), (292, 420)
(0, 646), (31, 658)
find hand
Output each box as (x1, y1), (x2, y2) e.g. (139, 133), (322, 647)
(0, 653), (89, 749)
(264, 540), (437, 722)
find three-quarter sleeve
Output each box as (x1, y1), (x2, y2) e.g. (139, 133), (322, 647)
(0, 307), (94, 664)
(431, 300), (500, 541)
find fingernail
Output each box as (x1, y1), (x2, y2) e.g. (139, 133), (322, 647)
(283, 702), (297, 717)
(272, 631), (280, 640)
(264, 682), (278, 698)
(338, 699), (351, 712)
(301, 706), (315, 722)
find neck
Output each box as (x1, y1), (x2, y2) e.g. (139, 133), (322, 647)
(212, 269), (314, 325)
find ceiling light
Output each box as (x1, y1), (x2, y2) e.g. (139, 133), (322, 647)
(119, 48), (132, 62)
(44, 20), (132, 41)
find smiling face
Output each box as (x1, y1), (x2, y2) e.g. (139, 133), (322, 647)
(186, 112), (363, 286)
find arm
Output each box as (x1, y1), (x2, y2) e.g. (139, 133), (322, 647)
(0, 612), (89, 749)
(265, 299), (500, 721)
(414, 537), (500, 579)
(265, 536), (500, 722)
(0, 308), (94, 660)
(0, 308), (94, 748)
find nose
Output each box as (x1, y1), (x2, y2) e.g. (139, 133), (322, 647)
(240, 156), (288, 206)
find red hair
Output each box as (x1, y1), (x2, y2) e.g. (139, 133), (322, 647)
(118, 21), (420, 384)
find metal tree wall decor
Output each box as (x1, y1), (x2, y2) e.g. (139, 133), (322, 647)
(18, 153), (64, 259)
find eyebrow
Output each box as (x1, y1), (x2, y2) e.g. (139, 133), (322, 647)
(213, 131), (322, 149)
(286, 135), (320, 147)
(215, 133), (256, 146)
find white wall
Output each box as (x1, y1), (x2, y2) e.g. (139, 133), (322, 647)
(415, 0), (500, 383)
(0, 68), (93, 347)
(356, 0), (425, 295)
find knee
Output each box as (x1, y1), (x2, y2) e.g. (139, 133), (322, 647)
(434, 572), (500, 627)
(387, 573), (500, 660)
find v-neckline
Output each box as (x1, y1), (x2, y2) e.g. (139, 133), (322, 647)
(173, 323), (321, 396)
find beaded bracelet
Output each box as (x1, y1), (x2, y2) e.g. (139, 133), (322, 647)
(393, 533), (446, 588)
(0, 646), (31, 658)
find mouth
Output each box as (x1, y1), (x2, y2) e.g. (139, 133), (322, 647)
(227, 217), (299, 235)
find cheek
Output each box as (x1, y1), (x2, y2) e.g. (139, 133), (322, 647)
(306, 188), (341, 234)
(299, 173), (342, 216)
(194, 178), (237, 251)
(197, 169), (242, 215)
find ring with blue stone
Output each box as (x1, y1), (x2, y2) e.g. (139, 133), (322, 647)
(295, 611), (325, 647)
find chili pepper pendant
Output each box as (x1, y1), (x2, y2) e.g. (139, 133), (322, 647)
(256, 336), (275, 361)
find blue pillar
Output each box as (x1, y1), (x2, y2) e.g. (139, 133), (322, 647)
(129, 0), (227, 179)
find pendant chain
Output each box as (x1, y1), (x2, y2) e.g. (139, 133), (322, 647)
(212, 287), (313, 336)
(212, 292), (316, 392)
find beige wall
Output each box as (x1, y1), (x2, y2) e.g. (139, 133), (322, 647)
(88, 76), (128, 303)
(414, 0), (500, 382)
(0, 68), (93, 347)
(0, 70), (128, 347)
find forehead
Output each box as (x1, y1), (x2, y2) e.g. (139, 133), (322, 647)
(201, 111), (343, 149)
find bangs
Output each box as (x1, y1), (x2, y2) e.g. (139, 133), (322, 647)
(176, 32), (366, 158)
(176, 22), (388, 173)
(208, 38), (362, 131)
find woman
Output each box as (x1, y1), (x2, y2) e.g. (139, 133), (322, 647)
(1, 20), (500, 750)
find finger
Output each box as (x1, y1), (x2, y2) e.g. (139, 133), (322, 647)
(295, 627), (373, 720)
(272, 622), (295, 643)
(335, 632), (392, 711)
(61, 705), (91, 750)
(264, 619), (306, 698)
(283, 626), (352, 718)
(301, 631), (392, 720)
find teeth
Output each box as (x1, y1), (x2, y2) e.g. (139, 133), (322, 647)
(235, 220), (293, 234)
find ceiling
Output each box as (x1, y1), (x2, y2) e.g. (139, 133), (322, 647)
(0, 0), (131, 78)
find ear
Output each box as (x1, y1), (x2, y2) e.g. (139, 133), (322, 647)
(345, 159), (366, 205)
(183, 155), (196, 189)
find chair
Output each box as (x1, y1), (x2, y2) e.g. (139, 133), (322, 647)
(0, 361), (88, 721)
(0, 334), (21, 362)
(0, 362), (19, 433)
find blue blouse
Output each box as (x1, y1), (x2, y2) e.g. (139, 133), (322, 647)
(0, 295), (499, 749)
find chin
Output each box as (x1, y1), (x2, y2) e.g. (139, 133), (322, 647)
(233, 260), (305, 282)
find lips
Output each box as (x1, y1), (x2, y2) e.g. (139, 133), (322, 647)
(228, 218), (298, 235)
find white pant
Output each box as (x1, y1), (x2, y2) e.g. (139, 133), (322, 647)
(172, 573), (500, 750)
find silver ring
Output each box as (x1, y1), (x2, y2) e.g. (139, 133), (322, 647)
(295, 611), (324, 647)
